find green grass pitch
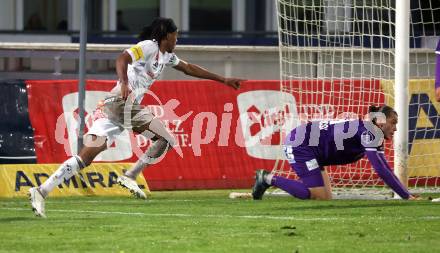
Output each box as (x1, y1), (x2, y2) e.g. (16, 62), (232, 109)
(0, 190), (439, 253)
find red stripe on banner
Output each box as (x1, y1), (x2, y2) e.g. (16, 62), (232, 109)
(26, 79), (440, 190)
(25, 79), (396, 190)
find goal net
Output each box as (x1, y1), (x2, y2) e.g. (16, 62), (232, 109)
(274, 0), (440, 198)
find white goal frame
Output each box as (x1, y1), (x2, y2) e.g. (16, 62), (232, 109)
(270, 0), (440, 198)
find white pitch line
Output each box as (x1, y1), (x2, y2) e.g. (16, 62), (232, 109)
(54, 199), (217, 203)
(2, 207), (440, 221)
(0, 199), (222, 205)
(0, 207), (337, 221)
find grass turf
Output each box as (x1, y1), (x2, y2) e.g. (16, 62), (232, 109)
(0, 190), (439, 253)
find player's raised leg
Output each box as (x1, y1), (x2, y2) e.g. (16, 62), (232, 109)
(29, 135), (107, 217)
(117, 117), (175, 199)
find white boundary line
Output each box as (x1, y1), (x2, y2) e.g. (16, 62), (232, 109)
(0, 199), (220, 204)
(1, 207), (320, 221)
(2, 207), (440, 221)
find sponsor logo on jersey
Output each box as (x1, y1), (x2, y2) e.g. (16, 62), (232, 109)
(361, 130), (375, 144)
(305, 159), (319, 171)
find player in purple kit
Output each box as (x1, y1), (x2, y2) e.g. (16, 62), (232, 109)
(252, 105), (419, 200)
(435, 39), (440, 102)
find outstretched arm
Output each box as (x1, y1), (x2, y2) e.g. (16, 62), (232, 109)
(173, 60), (245, 90)
(365, 149), (411, 199)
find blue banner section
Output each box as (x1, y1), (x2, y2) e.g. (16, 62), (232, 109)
(0, 80), (36, 164)
(408, 93), (440, 153)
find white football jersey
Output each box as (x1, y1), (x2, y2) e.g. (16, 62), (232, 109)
(110, 39), (180, 102)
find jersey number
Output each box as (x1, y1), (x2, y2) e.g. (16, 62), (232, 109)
(283, 145), (295, 163)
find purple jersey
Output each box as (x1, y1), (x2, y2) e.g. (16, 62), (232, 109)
(436, 39), (440, 89)
(285, 119), (410, 199)
(285, 120), (380, 165)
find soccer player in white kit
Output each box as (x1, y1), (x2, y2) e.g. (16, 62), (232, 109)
(29, 17), (245, 217)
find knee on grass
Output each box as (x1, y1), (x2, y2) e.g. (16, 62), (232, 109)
(309, 188), (333, 200)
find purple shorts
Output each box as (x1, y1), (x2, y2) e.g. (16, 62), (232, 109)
(283, 145), (325, 188)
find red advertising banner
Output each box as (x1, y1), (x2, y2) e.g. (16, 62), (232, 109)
(22, 79), (440, 190)
(26, 80), (291, 190)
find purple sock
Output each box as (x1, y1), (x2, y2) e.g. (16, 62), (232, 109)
(272, 176), (311, 200)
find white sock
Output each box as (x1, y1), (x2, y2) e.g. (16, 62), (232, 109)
(124, 154), (153, 179)
(265, 173), (274, 185)
(39, 156), (85, 197)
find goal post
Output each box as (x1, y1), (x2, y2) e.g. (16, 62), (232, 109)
(273, 0), (440, 197)
(394, 0), (409, 189)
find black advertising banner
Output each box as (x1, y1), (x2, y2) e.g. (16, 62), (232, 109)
(0, 80), (36, 164)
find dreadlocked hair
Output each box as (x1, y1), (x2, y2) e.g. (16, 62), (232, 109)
(138, 17), (177, 42)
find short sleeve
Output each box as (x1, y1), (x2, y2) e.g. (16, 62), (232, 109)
(125, 40), (156, 63)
